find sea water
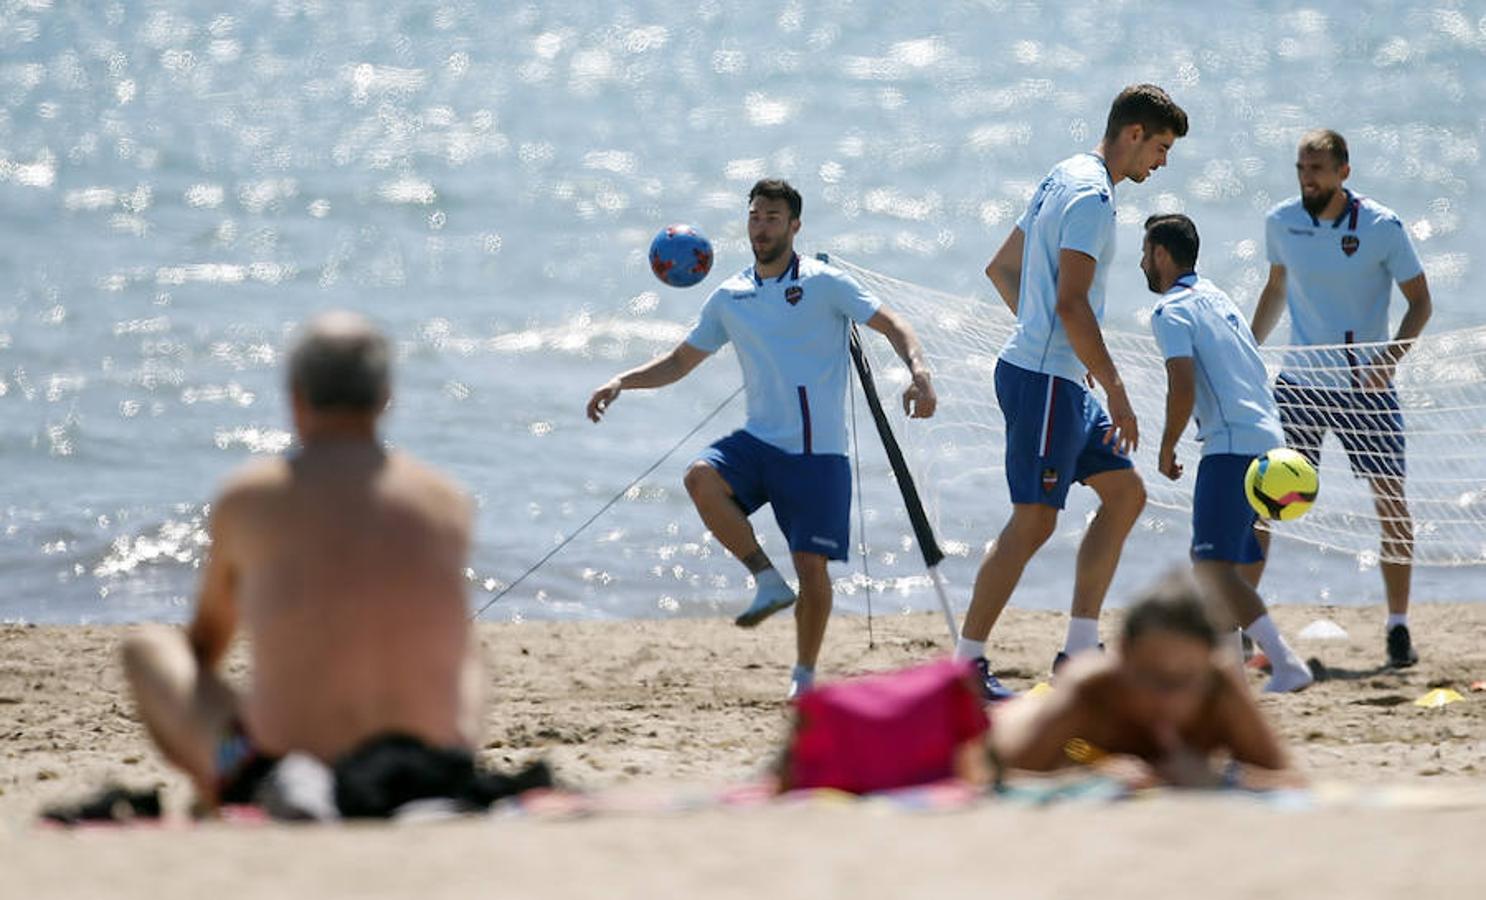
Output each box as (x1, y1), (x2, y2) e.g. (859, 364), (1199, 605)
(2, 0), (1483, 624)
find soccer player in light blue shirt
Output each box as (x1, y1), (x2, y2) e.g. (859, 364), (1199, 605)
(587, 180), (937, 698)
(1145, 214), (1312, 693)
(959, 85), (1189, 700)
(1249, 130), (1434, 668)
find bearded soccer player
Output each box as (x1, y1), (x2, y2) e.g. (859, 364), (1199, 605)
(1250, 129), (1433, 668)
(962, 85), (1188, 700)
(587, 179), (937, 699)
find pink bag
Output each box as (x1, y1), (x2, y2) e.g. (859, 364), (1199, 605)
(784, 658), (989, 794)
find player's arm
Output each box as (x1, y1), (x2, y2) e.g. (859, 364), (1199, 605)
(1056, 249), (1137, 452)
(1250, 264), (1287, 343)
(1158, 357), (1196, 481)
(586, 342), (711, 422)
(985, 227), (1025, 314)
(864, 307), (936, 418)
(186, 492), (242, 672)
(1364, 273), (1432, 390)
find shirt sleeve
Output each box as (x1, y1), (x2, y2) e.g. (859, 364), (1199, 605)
(1380, 215), (1425, 284)
(1264, 213), (1284, 266)
(827, 271), (883, 324)
(1059, 190), (1114, 259)
(684, 288), (729, 352)
(1016, 196), (1037, 232)
(1150, 302), (1196, 360)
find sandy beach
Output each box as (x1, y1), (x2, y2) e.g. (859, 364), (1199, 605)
(4, 603), (1486, 898)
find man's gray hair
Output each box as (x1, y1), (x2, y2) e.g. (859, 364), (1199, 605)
(287, 311), (391, 411)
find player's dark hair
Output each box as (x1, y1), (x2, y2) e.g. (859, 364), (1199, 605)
(1104, 84), (1189, 142)
(1299, 128), (1349, 168)
(749, 179), (803, 220)
(1122, 571), (1218, 649)
(288, 312), (391, 412)
(1143, 213), (1200, 270)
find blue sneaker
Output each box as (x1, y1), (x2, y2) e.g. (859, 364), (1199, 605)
(734, 577), (797, 629)
(785, 667), (814, 701)
(972, 657), (1016, 702)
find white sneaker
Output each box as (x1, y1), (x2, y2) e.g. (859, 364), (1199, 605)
(1263, 659), (1315, 694)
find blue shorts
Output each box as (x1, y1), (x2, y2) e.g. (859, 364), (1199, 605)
(995, 359), (1133, 509)
(1274, 375), (1405, 479)
(696, 430), (851, 561)
(1192, 454), (1264, 564)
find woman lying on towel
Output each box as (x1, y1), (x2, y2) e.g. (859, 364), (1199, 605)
(991, 571), (1303, 791)
(777, 572), (1300, 795)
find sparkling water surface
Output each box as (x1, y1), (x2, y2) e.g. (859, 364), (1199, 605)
(2, 1), (1484, 624)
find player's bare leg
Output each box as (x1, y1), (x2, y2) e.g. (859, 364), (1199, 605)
(788, 552), (832, 698)
(1193, 560), (1311, 692)
(1069, 468), (1147, 621)
(956, 504), (1058, 700)
(683, 461), (796, 628)
(1371, 475), (1413, 615)
(960, 504), (1059, 643)
(1241, 524), (1270, 588)
(1371, 474), (1418, 666)
(684, 461), (764, 562)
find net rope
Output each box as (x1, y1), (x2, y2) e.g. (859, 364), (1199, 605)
(837, 257), (1486, 568)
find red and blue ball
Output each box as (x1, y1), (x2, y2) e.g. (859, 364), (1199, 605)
(649, 224), (713, 288)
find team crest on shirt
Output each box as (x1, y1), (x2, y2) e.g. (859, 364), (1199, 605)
(1041, 467), (1059, 493)
(785, 285), (804, 305)
(1341, 234), (1360, 257)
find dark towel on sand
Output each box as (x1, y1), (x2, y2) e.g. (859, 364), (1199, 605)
(333, 732), (553, 818)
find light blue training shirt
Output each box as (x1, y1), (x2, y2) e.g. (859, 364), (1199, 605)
(999, 153), (1118, 384)
(1151, 273), (1285, 457)
(685, 254), (882, 456)
(1265, 191), (1424, 386)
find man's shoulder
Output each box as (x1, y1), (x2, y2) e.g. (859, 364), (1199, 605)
(1193, 276), (1237, 305)
(797, 255), (854, 285)
(220, 457), (291, 497)
(716, 269), (756, 293)
(1151, 293), (1195, 332)
(1355, 195), (1406, 230)
(212, 457), (292, 522)
(1266, 196), (1304, 222)
(389, 452), (468, 500)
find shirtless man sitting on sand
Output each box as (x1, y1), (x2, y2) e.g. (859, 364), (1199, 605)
(992, 572), (1300, 791)
(123, 311), (480, 809)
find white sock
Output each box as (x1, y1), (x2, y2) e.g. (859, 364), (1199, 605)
(1245, 614), (1301, 669)
(1063, 617), (1100, 655)
(790, 665), (814, 686)
(1386, 613), (1408, 630)
(955, 637), (986, 662)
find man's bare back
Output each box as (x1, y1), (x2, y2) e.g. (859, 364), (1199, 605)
(124, 311), (481, 806)
(219, 443), (474, 760)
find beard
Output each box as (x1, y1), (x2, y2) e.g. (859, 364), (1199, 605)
(752, 237), (788, 266)
(1143, 266), (1161, 293)
(1301, 187), (1336, 217)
